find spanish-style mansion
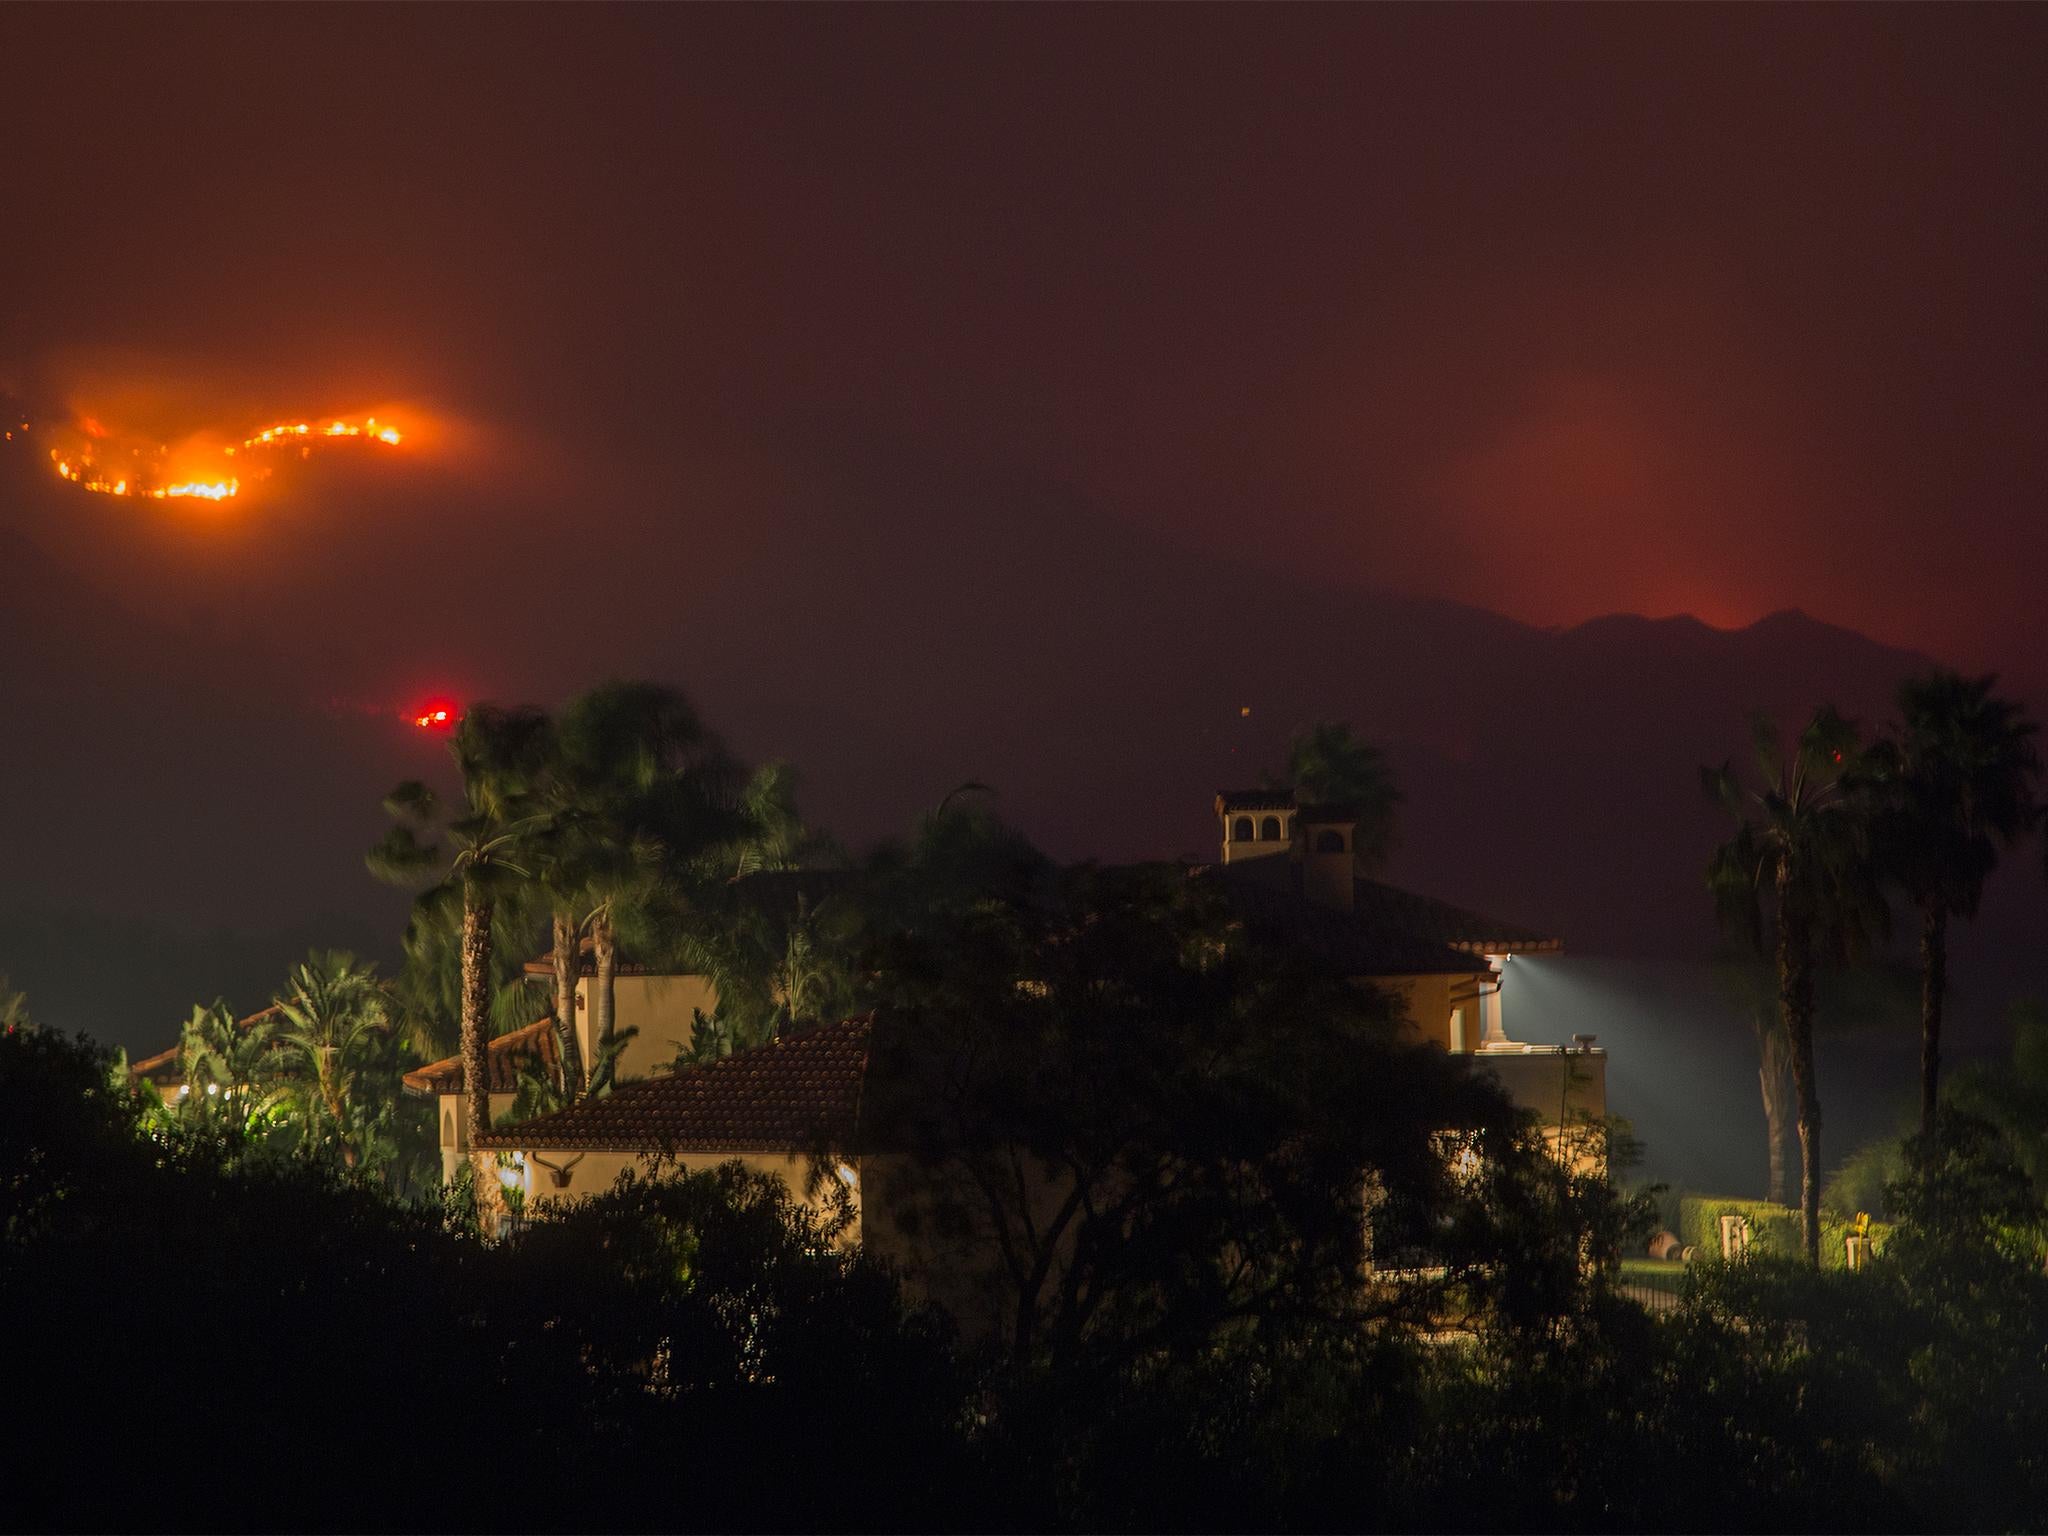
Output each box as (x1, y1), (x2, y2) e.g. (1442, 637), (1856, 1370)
(406, 794), (1604, 1224)
(132, 790), (1606, 1329)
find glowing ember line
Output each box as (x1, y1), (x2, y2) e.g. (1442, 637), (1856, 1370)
(239, 417), (402, 451)
(156, 480), (240, 501)
(53, 450), (237, 500)
(42, 410), (403, 502)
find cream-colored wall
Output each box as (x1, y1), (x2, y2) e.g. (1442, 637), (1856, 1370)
(504, 1143), (862, 1238)
(859, 1150), (1078, 1345)
(1476, 1047), (1606, 1120)
(1377, 970), (1512, 1056)
(1378, 973), (1474, 1051)
(573, 972), (719, 1084)
(437, 1090), (520, 1183)
(1219, 813), (1292, 864)
(497, 1142), (1034, 1343)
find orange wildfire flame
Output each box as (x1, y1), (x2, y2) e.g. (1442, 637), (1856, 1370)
(41, 413), (403, 502)
(236, 417), (403, 451)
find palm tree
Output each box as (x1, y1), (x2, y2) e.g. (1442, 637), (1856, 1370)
(526, 776), (594, 1101)
(673, 887), (861, 1061)
(1282, 721), (1401, 870)
(553, 682), (740, 1092)
(273, 952), (391, 1169)
(0, 975), (30, 1034)
(1703, 707), (1887, 1265)
(370, 705), (551, 1205)
(720, 761), (838, 877)
(1949, 999), (2048, 1195)
(1874, 671), (2039, 1139)
(1713, 957), (1796, 1206)
(178, 1000), (289, 1130)
(385, 903), (548, 1063)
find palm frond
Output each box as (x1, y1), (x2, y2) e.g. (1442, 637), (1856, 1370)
(382, 779), (440, 823)
(367, 824), (440, 886)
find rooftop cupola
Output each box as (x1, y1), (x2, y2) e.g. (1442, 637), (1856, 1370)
(1297, 803), (1358, 912)
(1215, 791), (1296, 865)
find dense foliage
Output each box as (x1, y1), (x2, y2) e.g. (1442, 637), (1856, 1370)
(13, 1015), (2048, 1530)
(1, 1028), (965, 1532)
(18, 680), (2048, 1529)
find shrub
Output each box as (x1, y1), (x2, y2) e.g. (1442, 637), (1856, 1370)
(1678, 1194), (1892, 1268)
(1824, 1136), (1907, 1221)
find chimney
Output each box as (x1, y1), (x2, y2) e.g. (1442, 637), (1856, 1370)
(1298, 806), (1356, 912)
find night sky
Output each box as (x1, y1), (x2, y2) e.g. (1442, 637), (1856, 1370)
(3, 6), (2046, 1120)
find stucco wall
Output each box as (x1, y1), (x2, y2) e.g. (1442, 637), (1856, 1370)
(506, 1144), (863, 1241)
(572, 972), (719, 1085)
(437, 1090), (520, 1183)
(859, 1150), (1077, 1346)
(493, 1142), (1044, 1344)
(1476, 1047), (1608, 1169)
(1380, 973), (1471, 1051)
(1219, 813), (1292, 864)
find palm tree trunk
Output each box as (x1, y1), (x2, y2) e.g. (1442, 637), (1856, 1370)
(321, 1066), (356, 1169)
(1920, 901), (1948, 1141)
(590, 907), (618, 1092)
(460, 886), (501, 1219)
(1759, 1028), (1790, 1207)
(1777, 899), (1822, 1266)
(550, 911), (586, 1099)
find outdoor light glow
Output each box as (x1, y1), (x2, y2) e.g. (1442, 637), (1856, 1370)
(412, 701), (460, 731)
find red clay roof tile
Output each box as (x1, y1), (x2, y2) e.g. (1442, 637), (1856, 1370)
(476, 1014), (873, 1154)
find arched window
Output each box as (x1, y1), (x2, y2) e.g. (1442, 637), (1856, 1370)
(1259, 815), (1282, 841)
(1231, 816), (1254, 841)
(441, 1109), (455, 1146)
(1315, 828), (1346, 854)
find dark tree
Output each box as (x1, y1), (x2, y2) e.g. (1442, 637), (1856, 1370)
(1873, 671), (2039, 1139)
(1704, 708), (1887, 1264)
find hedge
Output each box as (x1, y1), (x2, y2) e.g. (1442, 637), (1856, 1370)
(1677, 1195), (1894, 1270)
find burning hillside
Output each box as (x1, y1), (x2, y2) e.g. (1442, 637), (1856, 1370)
(20, 405), (404, 503)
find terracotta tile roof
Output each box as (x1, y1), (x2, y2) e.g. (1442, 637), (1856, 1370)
(1351, 878), (1561, 954)
(401, 1018), (560, 1098)
(1295, 801), (1365, 824)
(1207, 867), (1495, 976)
(477, 1013), (873, 1154)
(1216, 789), (1296, 814)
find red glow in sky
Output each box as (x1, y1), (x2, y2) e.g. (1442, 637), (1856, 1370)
(412, 701), (458, 732)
